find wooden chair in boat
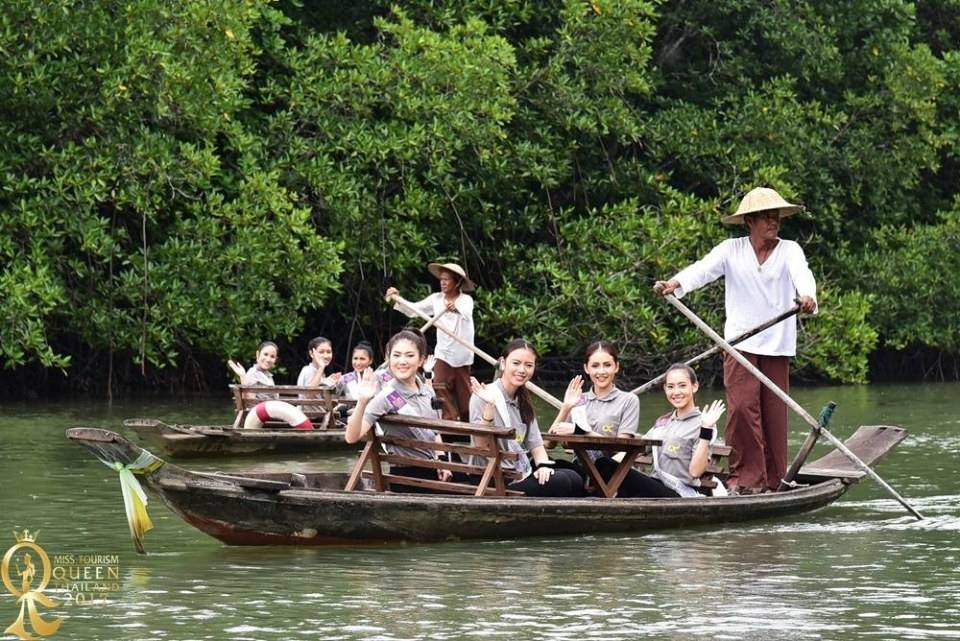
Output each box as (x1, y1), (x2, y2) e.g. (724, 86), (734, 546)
(344, 414), (525, 496)
(229, 384), (356, 430)
(634, 443), (732, 495)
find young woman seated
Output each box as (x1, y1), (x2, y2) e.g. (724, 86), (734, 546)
(345, 329), (452, 493)
(547, 341), (641, 493)
(228, 341), (279, 400)
(468, 339), (585, 497)
(641, 363), (726, 497)
(297, 336), (342, 388)
(549, 357), (725, 498)
(337, 341), (376, 400)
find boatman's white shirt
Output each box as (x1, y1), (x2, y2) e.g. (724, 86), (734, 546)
(672, 236), (817, 356)
(397, 292), (475, 367)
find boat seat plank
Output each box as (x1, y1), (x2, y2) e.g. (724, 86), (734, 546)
(379, 414), (517, 439)
(796, 425), (907, 483)
(379, 435), (520, 461)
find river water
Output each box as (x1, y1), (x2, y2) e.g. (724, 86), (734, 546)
(1, 383), (958, 640)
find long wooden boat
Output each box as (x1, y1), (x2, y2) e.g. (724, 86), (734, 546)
(122, 418), (354, 458)
(67, 423), (908, 546)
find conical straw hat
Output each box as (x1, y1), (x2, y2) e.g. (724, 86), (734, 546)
(427, 262), (476, 292)
(722, 187), (803, 224)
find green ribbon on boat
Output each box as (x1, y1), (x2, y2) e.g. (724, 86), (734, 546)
(99, 451), (164, 555)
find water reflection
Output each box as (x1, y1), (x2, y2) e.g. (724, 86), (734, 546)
(2, 386), (960, 639)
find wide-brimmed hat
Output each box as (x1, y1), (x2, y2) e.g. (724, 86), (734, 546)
(428, 262), (476, 292)
(722, 187), (803, 224)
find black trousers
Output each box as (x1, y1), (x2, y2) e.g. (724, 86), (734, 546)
(594, 457), (679, 498)
(455, 467), (585, 497)
(508, 468), (585, 497)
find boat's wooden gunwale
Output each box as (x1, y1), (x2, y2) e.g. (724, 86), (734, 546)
(123, 418), (353, 457)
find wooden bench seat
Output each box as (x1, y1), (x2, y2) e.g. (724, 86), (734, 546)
(344, 414), (525, 497)
(229, 384), (357, 430)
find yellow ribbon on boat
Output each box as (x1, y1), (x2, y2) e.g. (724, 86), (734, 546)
(101, 451), (164, 555)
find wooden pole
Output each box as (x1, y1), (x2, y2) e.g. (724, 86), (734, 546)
(662, 293), (923, 520)
(389, 294), (563, 409)
(629, 304), (801, 396)
(420, 308), (447, 333)
(779, 401), (835, 490)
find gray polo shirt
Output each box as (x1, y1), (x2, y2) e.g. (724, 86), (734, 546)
(362, 382), (440, 460)
(468, 379), (542, 477)
(244, 366), (275, 400)
(580, 387), (639, 460)
(644, 408), (707, 487)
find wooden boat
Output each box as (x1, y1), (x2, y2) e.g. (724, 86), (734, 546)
(122, 418), (354, 458)
(123, 385), (358, 457)
(67, 422), (908, 546)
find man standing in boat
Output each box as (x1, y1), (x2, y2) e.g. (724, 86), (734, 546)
(654, 187), (818, 495)
(386, 262), (476, 422)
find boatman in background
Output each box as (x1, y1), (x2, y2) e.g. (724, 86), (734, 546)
(386, 262), (476, 422)
(654, 187), (818, 495)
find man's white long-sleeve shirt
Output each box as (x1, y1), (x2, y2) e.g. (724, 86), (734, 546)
(672, 237), (817, 356)
(397, 293), (475, 367)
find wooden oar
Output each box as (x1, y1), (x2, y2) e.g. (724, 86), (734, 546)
(779, 401), (836, 490)
(629, 304), (801, 396)
(389, 294), (563, 409)
(661, 293), (924, 520)
(420, 307), (448, 333)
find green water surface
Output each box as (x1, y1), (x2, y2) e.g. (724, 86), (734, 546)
(0, 383), (958, 640)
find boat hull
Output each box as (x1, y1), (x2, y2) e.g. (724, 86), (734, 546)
(153, 475), (849, 545)
(68, 426), (857, 547)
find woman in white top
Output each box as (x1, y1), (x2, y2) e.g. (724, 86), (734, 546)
(297, 336), (342, 388)
(337, 341), (376, 400)
(386, 262), (475, 422)
(227, 341), (279, 402)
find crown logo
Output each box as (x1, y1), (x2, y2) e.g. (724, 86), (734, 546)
(13, 529), (38, 543)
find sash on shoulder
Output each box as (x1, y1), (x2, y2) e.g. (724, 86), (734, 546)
(569, 395), (592, 433)
(385, 389), (419, 417)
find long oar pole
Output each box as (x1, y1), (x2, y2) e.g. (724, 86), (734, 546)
(389, 294), (563, 410)
(662, 293), (923, 520)
(420, 308), (448, 333)
(629, 304), (801, 396)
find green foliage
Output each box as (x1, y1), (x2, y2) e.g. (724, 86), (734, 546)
(795, 288), (877, 383)
(861, 207), (960, 353)
(0, 0), (342, 374)
(2, 0), (960, 387)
